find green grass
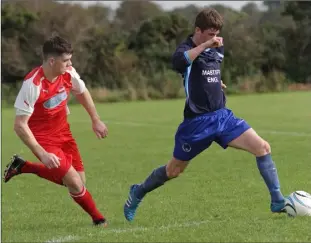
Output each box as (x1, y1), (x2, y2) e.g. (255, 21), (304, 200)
(2, 91), (311, 242)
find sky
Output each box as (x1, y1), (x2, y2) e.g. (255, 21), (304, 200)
(69, 1), (263, 11)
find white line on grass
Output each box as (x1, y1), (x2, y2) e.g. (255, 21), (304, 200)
(44, 220), (211, 243)
(75, 119), (311, 137)
(44, 235), (78, 243)
(95, 219), (211, 236)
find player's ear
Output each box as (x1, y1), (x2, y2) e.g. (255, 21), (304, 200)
(194, 27), (202, 35)
(48, 57), (55, 66)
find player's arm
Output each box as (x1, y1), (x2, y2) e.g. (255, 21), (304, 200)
(68, 67), (99, 122)
(13, 80), (45, 159)
(172, 37), (223, 73)
(14, 114), (46, 159)
(14, 80), (60, 168)
(75, 90), (108, 139)
(172, 44), (192, 74)
(187, 36), (223, 62)
(75, 89), (100, 123)
(69, 67), (108, 139)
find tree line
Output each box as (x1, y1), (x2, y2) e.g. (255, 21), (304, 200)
(2, 0), (311, 104)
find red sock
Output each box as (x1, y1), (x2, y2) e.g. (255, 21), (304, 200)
(70, 186), (104, 221)
(21, 161), (63, 185)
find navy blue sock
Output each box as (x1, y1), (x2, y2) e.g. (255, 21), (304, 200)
(256, 154), (284, 202)
(135, 165), (169, 200)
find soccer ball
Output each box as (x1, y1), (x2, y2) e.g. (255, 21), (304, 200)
(284, 191), (311, 217)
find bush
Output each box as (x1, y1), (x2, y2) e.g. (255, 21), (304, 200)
(236, 70), (289, 93)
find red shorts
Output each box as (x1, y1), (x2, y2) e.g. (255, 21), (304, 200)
(60, 138), (84, 172)
(36, 138), (84, 180)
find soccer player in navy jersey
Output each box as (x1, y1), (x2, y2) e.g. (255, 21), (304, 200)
(123, 8), (286, 221)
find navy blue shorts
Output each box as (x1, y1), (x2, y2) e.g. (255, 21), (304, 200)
(173, 108), (251, 161)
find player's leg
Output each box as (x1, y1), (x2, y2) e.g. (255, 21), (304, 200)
(78, 171), (86, 185)
(62, 166), (107, 226)
(124, 115), (216, 221)
(227, 128), (285, 212)
(123, 157), (189, 222)
(135, 158), (189, 198)
(60, 138), (107, 225)
(4, 148), (108, 226)
(134, 115), (218, 199)
(215, 109), (285, 212)
(4, 140), (86, 185)
(62, 138), (86, 185)
(4, 154), (63, 185)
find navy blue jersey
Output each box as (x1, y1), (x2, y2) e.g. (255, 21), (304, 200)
(172, 35), (226, 118)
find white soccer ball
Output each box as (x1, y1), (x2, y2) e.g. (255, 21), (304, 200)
(285, 191), (311, 217)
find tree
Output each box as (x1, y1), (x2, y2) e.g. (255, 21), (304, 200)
(128, 13), (191, 73)
(263, 1), (281, 11)
(171, 4), (199, 24)
(1, 2), (39, 84)
(282, 2), (311, 82)
(114, 1), (163, 30)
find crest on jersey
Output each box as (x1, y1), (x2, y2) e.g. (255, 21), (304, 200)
(43, 91), (67, 109)
(182, 143), (191, 152)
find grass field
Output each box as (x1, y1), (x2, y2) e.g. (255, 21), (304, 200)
(2, 91), (311, 242)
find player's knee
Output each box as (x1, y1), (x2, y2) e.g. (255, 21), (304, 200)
(166, 160), (187, 179)
(78, 172), (86, 185)
(166, 167), (183, 178)
(80, 176), (86, 186)
(62, 169), (84, 194)
(255, 140), (271, 156)
(65, 176), (84, 194)
(264, 141), (271, 154)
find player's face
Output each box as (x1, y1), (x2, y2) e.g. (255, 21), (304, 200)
(50, 53), (72, 75)
(195, 27), (220, 43)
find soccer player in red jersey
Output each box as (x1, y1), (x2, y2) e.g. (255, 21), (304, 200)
(3, 36), (108, 227)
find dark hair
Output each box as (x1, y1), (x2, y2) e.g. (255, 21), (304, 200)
(195, 8), (224, 31)
(42, 36), (73, 59)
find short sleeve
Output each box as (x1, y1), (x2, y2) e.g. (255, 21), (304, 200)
(172, 43), (192, 74)
(66, 67), (86, 95)
(14, 80), (41, 116)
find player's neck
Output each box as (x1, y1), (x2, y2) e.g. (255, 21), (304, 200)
(41, 64), (58, 83)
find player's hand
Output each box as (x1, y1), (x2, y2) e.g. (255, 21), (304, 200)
(40, 152), (61, 169)
(92, 119), (108, 139)
(204, 36), (223, 48)
(221, 80), (227, 89)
